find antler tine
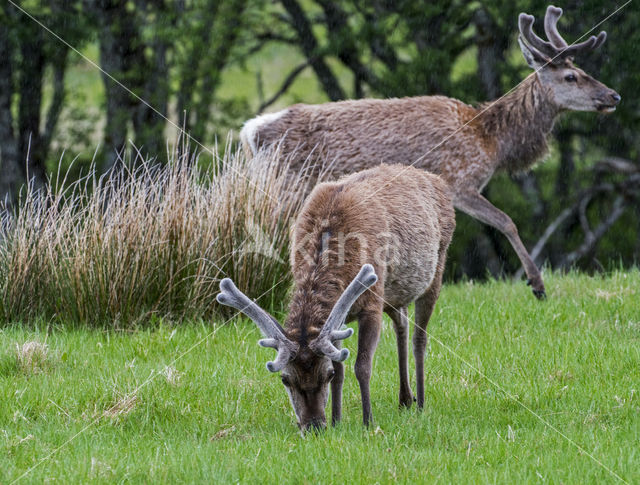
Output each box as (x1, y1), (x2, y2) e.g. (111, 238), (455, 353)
(561, 31), (607, 58)
(217, 278), (286, 339)
(544, 6), (568, 48)
(592, 31), (607, 49)
(519, 13), (554, 60)
(324, 264), (378, 335)
(260, 339), (296, 372)
(560, 36), (597, 58)
(217, 278), (298, 372)
(310, 264), (378, 362)
(543, 5), (607, 59)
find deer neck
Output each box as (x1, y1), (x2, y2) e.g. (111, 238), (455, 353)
(479, 73), (559, 173)
(284, 270), (341, 345)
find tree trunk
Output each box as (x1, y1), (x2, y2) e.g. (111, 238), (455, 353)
(96, 1), (135, 172)
(133, 39), (169, 161)
(280, 0), (345, 101)
(17, 23), (47, 190)
(315, 0), (379, 97)
(42, 48), (69, 156)
(474, 7), (502, 100)
(176, 0), (220, 136)
(192, 0), (248, 143)
(0, 23), (21, 207)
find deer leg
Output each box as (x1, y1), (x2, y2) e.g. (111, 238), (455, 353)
(330, 359), (344, 426)
(413, 262), (444, 409)
(387, 306), (413, 408)
(454, 191), (546, 299)
(355, 310), (382, 426)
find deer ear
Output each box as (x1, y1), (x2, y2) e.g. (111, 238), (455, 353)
(518, 36), (549, 70)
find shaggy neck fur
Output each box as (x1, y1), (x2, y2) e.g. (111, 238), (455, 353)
(285, 228), (344, 347)
(479, 73), (559, 173)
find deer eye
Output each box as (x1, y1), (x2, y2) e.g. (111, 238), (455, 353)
(327, 370), (335, 382)
(281, 376), (291, 387)
(564, 73), (577, 82)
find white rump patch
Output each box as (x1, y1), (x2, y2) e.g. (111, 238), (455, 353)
(240, 109), (288, 156)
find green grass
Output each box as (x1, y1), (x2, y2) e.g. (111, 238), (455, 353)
(1, 271), (639, 484)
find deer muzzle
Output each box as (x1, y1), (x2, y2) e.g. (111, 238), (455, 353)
(595, 90), (621, 113)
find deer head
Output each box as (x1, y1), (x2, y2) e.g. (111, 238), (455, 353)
(217, 264), (378, 432)
(518, 5), (620, 113)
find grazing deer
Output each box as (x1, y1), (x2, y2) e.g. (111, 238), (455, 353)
(240, 5), (620, 299)
(217, 164), (455, 431)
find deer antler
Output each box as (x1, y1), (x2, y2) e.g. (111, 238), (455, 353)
(519, 5), (607, 64)
(217, 278), (298, 372)
(310, 264), (378, 362)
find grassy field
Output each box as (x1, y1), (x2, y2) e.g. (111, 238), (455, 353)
(1, 271), (639, 484)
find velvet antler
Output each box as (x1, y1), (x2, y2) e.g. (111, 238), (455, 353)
(309, 264), (378, 362)
(217, 278), (298, 372)
(519, 5), (607, 64)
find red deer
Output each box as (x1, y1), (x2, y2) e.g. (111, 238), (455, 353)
(240, 6), (620, 299)
(217, 164), (455, 431)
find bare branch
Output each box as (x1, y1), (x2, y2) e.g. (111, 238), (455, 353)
(523, 167), (640, 272)
(561, 196), (626, 268)
(594, 157), (639, 175)
(527, 205), (575, 266)
(314, 0), (382, 96)
(258, 61), (310, 114)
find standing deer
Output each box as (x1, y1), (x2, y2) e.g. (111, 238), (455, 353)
(217, 164), (455, 431)
(240, 5), (620, 299)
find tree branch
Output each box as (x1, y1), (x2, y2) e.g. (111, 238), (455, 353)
(522, 168), (640, 273)
(561, 196), (626, 268)
(315, 0), (381, 96)
(258, 61), (310, 114)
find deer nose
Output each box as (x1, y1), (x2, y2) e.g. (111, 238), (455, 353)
(610, 91), (621, 104)
(304, 418), (326, 433)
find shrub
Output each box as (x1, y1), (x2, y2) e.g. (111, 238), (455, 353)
(0, 144), (312, 327)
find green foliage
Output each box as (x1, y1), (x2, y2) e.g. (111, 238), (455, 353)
(1, 272), (639, 482)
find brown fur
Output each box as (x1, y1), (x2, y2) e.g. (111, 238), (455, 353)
(280, 164), (455, 428)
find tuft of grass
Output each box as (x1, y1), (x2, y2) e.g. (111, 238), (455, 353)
(15, 341), (50, 374)
(102, 393), (138, 420)
(162, 365), (183, 386)
(0, 144), (312, 327)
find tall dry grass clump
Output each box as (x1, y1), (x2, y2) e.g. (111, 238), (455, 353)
(0, 144), (312, 326)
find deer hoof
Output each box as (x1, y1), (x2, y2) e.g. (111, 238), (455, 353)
(399, 392), (414, 409)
